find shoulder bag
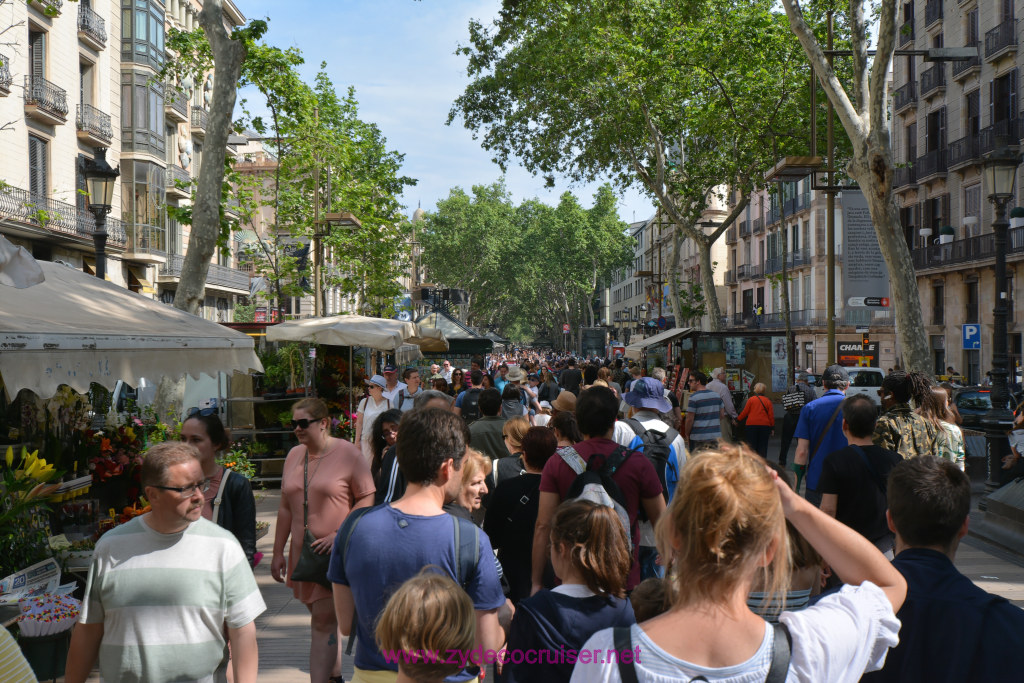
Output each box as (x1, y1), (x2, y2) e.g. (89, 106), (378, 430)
(290, 449), (332, 587)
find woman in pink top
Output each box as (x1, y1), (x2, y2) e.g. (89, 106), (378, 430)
(271, 397), (375, 683)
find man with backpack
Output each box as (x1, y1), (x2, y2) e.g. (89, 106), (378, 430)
(531, 386), (665, 595)
(454, 369), (486, 422)
(622, 377), (687, 580)
(779, 372), (817, 466)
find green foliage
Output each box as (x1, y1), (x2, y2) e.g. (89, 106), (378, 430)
(233, 302), (256, 323)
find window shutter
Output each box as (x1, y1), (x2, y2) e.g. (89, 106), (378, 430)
(989, 81), (994, 127)
(1010, 69), (1017, 120)
(28, 136), (47, 198)
(939, 107), (946, 148)
(29, 32), (44, 81)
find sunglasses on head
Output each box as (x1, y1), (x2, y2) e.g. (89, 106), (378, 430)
(187, 406), (216, 417)
(291, 418), (320, 430)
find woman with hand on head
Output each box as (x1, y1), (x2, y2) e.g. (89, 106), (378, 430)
(272, 397), (376, 683)
(571, 443), (906, 683)
(180, 409), (257, 567)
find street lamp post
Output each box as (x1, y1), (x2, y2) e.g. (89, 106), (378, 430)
(983, 146), (1021, 493)
(81, 149), (120, 280)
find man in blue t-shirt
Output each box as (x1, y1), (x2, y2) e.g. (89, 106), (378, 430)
(794, 364), (849, 506)
(329, 408), (508, 681)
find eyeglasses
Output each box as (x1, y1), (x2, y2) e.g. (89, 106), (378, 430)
(152, 479), (211, 498)
(187, 406), (216, 417)
(291, 418), (322, 430)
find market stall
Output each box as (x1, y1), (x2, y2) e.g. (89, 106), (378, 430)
(415, 310), (493, 369)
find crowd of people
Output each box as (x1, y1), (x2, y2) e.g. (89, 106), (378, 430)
(58, 350), (1024, 683)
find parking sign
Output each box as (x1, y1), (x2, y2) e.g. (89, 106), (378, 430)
(962, 324), (981, 350)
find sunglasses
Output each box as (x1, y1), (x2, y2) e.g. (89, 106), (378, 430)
(291, 418), (321, 430)
(187, 406), (216, 417)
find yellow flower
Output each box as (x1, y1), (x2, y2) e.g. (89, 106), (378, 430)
(124, 427), (136, 441)
(5, 446), (12, 468)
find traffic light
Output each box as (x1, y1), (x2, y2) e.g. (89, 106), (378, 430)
(862, 331), (870, 347)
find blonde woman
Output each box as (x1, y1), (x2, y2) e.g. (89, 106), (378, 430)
(571, 444), (905, 683)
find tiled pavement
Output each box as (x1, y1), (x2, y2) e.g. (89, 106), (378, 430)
(64, 488), (1024, 682)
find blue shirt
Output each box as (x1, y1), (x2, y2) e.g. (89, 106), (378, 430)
(328, 505), (505, 674)
(794, 390), (847, 490)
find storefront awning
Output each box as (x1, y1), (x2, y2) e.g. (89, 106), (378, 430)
(624, 327), (694, 360)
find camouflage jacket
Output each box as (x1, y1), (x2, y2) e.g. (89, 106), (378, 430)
(872, 403), (941, 459)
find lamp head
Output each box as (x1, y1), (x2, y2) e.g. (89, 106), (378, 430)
(984, 146), (1021, 202)
(82, 148), (120, 213)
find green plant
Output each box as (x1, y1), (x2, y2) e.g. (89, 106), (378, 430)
(217, 449), (257, 480)
(1, 447), (61, 578)
(277, 409), (294, 428)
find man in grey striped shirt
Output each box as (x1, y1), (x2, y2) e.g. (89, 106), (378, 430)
(66, 442), (265, 683)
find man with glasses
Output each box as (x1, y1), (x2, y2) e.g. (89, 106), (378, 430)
(441, 360), (454, 383)
(67, 442), (265, 683)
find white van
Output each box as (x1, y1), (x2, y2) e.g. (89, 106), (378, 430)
(845, 367), (886, 407)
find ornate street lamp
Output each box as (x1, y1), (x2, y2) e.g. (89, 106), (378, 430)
(81, 149), (120, 280)
(983, 145), (1021, 493)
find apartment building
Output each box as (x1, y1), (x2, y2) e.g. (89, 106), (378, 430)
(0, 0), (249, 321)
(890, 0), (1024, 383)
(719, 179), (900, 372)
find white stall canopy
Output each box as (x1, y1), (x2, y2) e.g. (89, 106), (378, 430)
(266, 314), (448, 353)
(0, 261), (262, 399)
(624, 327), (694, 360)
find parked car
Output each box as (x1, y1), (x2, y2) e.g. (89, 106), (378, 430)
(953, 386), (1024, 432)
(845, 367), (886, 407)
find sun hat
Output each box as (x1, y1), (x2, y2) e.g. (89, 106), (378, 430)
(551, 390), (577, 413)
(506, 367), (527, 382)
(623, 377), (672, 413)
(365, 374), (387, 389)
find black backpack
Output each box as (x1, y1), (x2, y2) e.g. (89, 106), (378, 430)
(461, 387), (483, 423)
(622, 418), (679, 503)
(561, 446), (634, 547)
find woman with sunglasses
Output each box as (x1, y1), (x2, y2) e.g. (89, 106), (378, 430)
(450, 368), (466, 397)
(354, 375), (391, 463)
(272, 397), (375, 683)
(180, 410), (258, 568)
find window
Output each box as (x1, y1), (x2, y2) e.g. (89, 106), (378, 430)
(932, 282), (944, 324)
(28, 135), (47, 198)
(80, 62), (94, 106)
(964, 185), (981, 236)
(120, 158), (166, 234)
(803, 274), (811, 310)
(966, 280), (979, 323)
(965, 90), (980, 136)
(924, 108), (946, 154)
(28, 30), (45, 80)
(990, 70), (1017, 126)
(905, 122), (917, 165)
(121, 71), (165, 156)
(931, 335), (946, 376)
(121, 0), (165, 70)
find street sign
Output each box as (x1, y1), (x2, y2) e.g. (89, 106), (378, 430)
(562, 323), (570, 334)
(657, 316), (668, 330)
(962, 324), (981, 350)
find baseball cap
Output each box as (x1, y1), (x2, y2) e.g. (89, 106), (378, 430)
(821, 364), (849, 383)
(383, 364), (397, 373)
(797, 372), (810, 382)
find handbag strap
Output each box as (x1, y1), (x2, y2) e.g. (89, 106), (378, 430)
(757, 396), (773, 421)
(302, 448), (310, 530)
(810, 400), (844, 465)
(212, 467), (231, 524)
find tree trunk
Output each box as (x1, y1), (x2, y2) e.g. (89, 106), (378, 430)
(173, 0), (246, 314)
(697, 238), (722, 331)
(666, 214), (685, 326)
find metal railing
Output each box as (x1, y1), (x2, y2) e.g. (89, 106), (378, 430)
(0, 53), (11, 94)
(752, 216), (763, 233)
(165, 84), (188, 119)
(725, 269), (737, 284)
(749, 264), (764, 279)
(191, 106), (208, 131)
(161, 254), (251, 291)
(842, 309), (895, 327)
(166, 164), (191, 190)
(0, 182), (125, 246)
(919, 64), (945, 98)
(980, 117), (1019, 155)
(733, 312), (750, 326)
(916, 149), (947, 179)
(77, 4), (106, 46)
(894, 164), (917, 188)
(913, 226), (1024, 269)
(125, 223), (167, 257)
(76, 103), (112, 143)
(726, 226), (738, 242)
(740, 220), (752, 237)
(31, 0), (62, 14)
(24, 74), (68, 120)
(952, 43), (981, 79)
(924, 0), (942, 27)
(986, 20), (1017, 60)
(894, 82), (916, 113)
(766, 207), (779, 226)
(738, 264), (754, 280)
(898, 19), (914, 47)
(947, 134), (981, 169)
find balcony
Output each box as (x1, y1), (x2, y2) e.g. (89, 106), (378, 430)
(123, 223), (167, 264)
(947, 134), (981, 171)
(913, 226), (1024, 270)
(0, 182), (125, 247)
(754, 215), (767, 232)
(986, 20), (1017, 61)
(76, 104), (112, 146)
(916, 149), (947, 182)
(951, 44), (981, 81)
(923, 0), (941, 28)
(160, 254), (251, 293)
(738, 264), (754, 280)
(749, 264), (764, 279)
(24, 75), (68, 125)
(764, 255), (782, 276)
(893, 82), (916, 114)
(29, 0), (62, 16)
(919, 64), (945, 99)
(893, 164), (917, 189)
(842, 309), (895, 327)
(224, 196), (241, 219)
(726, 226), (738, 243)
(725, 269), (737, 284)
(790, 247), (812, 267)
(77, 4), (106, 50)
(166, 165), (191, 199)
(980, 118), (1019, 155)
(191, 106), (208, 136)
(165, 84), (189, 123)
(898, 19), (914, 47)
(0, 54), (11, 96)
(733, 312), (752, 327)
(766, 207), (779, 226)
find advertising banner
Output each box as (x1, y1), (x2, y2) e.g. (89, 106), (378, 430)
(841, 190), (891, 308)
(836, 341), (880, 367)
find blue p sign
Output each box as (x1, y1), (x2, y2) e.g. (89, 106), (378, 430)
(962, 324), (981, 350)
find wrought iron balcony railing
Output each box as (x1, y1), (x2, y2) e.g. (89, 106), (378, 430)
(986, 20), (1017, 60)
(0, 182), (125, 246)
(24, 74), (68, 122)
(77, 4), (107, 47)
(76, 103), (112, 143)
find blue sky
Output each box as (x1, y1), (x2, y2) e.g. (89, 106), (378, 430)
(238, 0), (654, 223)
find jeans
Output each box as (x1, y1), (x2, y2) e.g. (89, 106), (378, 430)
(639, 545), (664, 580)
(744, 425), (772, 459)
(778, 412), (800, 465)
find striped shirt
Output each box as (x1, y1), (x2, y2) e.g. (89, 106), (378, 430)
(686, 389), (723, 441)
(0, 628), (36, 683)
(80, 515), (266, 683)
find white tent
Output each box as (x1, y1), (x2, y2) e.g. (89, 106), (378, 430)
(0, 261), (262, 399)
(266, 315), (448, 355)
(623, 327), (695, 360)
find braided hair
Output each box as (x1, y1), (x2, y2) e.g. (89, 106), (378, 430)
(881, 370), (933, 407)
